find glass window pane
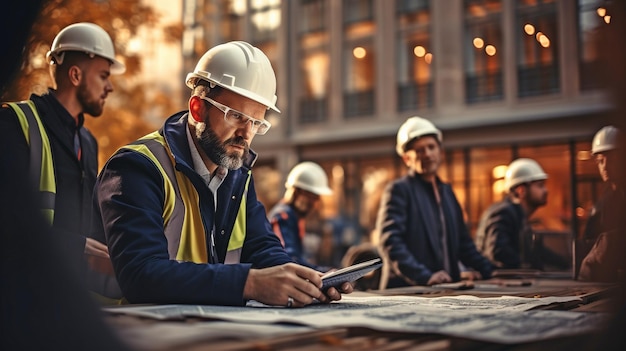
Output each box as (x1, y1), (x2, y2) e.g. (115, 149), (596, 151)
(250, 0), (281, 44)
(221, 0), (246, 41)
(465, 0), (503, 104)
(396, 0), (432, 112)
(343, 0), (373, 25)
(467, 147), (512, 235)
(516, 0), (560, 97)
(300, 0), (326, 33)
(343, 38), (375, 117)
(578, 0), (606, 90)
(299, 0), (329, 124)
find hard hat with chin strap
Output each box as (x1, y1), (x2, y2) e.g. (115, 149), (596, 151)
(396, 116), (442, 156)
(285, 162), (332, 196)
(591, 125), (620, 155)
(504, 158), (548, 192)
(46, 22), (125, 74)
(186, 41), (280, 113)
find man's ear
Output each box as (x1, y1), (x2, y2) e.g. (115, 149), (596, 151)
(68, 66), (82, 86)
(189, 96), (205, 123)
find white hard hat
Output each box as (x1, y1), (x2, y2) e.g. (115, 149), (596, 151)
(504, 158), (548, 191)
(186, 41), (280, 113)
(591, 125), (620, 155)
(396, 116), (442, 156)
(46, 22), (125, 74)
(285, 162), (332, 196)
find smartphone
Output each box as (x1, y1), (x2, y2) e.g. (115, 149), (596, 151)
(321, 258), (383, 291)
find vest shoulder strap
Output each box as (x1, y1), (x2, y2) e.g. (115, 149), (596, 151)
(3, 101), (56, 223)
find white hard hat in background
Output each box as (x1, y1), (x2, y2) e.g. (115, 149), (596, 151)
(285, 162), (332, 196)
(46, 22), (125, 74)
(396, 116), (442, 156)
(186, 41), (280, 113)
(591, 125), (620, 155)
(504, 158), (548, 191)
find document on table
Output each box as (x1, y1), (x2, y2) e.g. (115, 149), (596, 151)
(103, 295), (609, 344)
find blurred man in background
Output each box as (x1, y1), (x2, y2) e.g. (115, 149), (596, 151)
(375, 116), (493, 287)
(578, 125), (624, 282)
(475, 158), (569, 271)
(268, 161), (333, 272)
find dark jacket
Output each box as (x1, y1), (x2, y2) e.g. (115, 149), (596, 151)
(474, 197), (569, 270)
(95, 112), (292, 305)
(474, 197), (527, 269)
(376, 170), (493, 286)
(0, 91), (97, 272)
(583, 184), (625, 242)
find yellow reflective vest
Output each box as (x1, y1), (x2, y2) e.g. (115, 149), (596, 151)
(3, 101), (56, 224)
(122, 130), (249, 264)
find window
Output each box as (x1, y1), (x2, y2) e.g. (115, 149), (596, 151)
(396, 0), (432, 111)
(343, 0), (376, 118)
(249, 0), (281, 44)
(220, 0), (246, 41)
(464, 0), (503, 103)
(578, 0), (608, 91)
(516, 0), (560, 97)
(467, 147), (513, 234)
(299, 0), (329, 124)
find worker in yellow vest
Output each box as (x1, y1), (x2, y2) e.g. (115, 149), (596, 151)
(0, 22), (124, 292)
(94, 41), (353, 307)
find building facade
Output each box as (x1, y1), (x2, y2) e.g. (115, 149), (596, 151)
(181, 0), (613, 268)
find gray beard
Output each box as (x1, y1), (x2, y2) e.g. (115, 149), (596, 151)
(196, 122), (248, 170)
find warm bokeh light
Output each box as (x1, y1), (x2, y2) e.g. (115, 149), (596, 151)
(524, 23), (535, 35)
(539, 36), (550, 48)
(485, 45), (496, 56)
(492, 165), (508, 179)
(473, 37), (484, 49)
(604, 15), (611, 24)
(535, 31), (544, 41)
(413, 45), (426, 57)
(424, 52), (433, 64)
(576, 206), (586, 218)
(353, 46), (367, 59)
(577, 150), (592, 161)
(597, 7), (606, 17)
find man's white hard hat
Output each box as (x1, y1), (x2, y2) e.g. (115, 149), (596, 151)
(46, 22), (125, 74)
(285, 161), (332, 196)
(504, 158), (548, 191)
(396, 116), (442, 156)
(186, 41), (280, 113)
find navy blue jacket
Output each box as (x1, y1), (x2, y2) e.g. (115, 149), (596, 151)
(95, 112), (291, 305)
(376, 170), (493, 286)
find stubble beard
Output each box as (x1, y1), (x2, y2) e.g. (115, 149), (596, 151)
(77, 80), (104, 117)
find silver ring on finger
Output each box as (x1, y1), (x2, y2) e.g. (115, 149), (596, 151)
(286, 296), (294, 308)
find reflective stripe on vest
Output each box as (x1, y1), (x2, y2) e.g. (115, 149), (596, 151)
(4, 101), (56, 224)
(121, 131), (249, 264)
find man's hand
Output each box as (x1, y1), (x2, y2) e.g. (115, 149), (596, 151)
(84, 237), (109, 258)
(243, 263), (353, 308)
(84, 238), (114, 275)
(426, 270), (452, 285)
(460, 270), (482, 281)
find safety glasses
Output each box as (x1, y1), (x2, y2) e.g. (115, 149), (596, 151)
(201, 96), (271, 135)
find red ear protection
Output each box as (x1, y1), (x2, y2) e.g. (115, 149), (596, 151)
(189, 96), (204, 123)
